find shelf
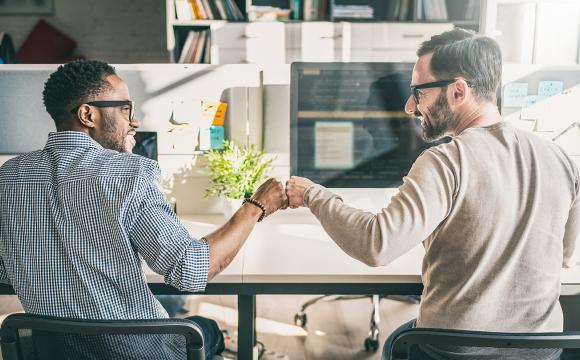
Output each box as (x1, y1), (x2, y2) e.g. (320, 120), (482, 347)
(172, 20), (242, 26)
(450, 20), (480, 26)
(171, 19), (477, 25)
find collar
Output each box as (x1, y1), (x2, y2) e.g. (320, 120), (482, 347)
(44, 131), (103, 150)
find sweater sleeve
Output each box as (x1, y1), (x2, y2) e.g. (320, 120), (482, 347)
(563, 167), (580, 267)
(305, 148), (456, 267)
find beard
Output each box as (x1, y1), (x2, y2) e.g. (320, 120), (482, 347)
(99, 113), (129, 153)
(420, 92), (457, 142)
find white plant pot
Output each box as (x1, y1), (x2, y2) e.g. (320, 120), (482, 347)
(221, 197), (244, 218)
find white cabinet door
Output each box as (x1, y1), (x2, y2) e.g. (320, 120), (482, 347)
(211, 22), (285, 64)
(348, 23), (453, 62)
(245, 22), (285, 64)
(292, 22), (344, 62)
(380, 23), (454, 49)
(211, 23), (246, 48)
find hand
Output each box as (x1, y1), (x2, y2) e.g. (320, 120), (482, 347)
(285, 176), (315, 209)
(251, 178), (288, 216)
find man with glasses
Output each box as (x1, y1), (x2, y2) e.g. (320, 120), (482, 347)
(286, 28), (579, 359)
(0, 60), (287, 359)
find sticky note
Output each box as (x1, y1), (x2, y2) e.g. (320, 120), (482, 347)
(212, 103), (228, 126)
(210, 126), (224, 149)
(503, 82), (528, 108)
(201, 101), (227, 127)
(199, 126), (224, 150)
(523, 95), (540, 108)
(538, 81), (564, 98)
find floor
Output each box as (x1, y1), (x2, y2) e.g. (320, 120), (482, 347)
(0, 294), (420, 359)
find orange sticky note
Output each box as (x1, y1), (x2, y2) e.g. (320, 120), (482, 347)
(212, 102), (227, 126)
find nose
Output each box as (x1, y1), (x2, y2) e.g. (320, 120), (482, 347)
(130, 116), (141, 129)
(404, 95), (417, 115)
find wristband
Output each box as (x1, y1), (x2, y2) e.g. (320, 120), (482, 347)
(242, 197), (267, 222)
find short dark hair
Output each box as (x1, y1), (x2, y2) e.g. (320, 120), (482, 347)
(42, 60), (117, 130)
(417, 28), (502, 102)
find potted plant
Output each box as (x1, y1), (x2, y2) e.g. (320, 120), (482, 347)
(204, 140), (274, 217)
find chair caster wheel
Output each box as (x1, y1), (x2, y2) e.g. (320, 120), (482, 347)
(364, 337), (379, 352)
(294, 312), (307, 327)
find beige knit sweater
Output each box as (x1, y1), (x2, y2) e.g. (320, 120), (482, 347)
(305, 122), (580, 333)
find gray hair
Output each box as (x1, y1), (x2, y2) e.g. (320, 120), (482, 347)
(417, 28), (502, 102)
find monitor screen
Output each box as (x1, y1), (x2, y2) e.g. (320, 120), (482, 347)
(132, 131), (158, 161)
(290, 62), (447, 188)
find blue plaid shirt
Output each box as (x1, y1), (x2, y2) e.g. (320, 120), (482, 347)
(0, 131), (210, 358)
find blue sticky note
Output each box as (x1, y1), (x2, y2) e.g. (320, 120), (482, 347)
(523, 95), (540, 108)
(503, 82), (528, 107)
(538, 81), (564, 98)
(210, 126), (224, 150)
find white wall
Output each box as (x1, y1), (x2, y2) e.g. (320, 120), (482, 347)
(0, 0), (167, 63)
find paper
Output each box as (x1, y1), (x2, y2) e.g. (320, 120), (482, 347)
(523, 95), (540, 107)
(199, 126), (224, 151)
(503, 82), (529, 108)
(314, 122), (354, 169)
(538, 80), (564, 98)
(170, 100), (200, 125)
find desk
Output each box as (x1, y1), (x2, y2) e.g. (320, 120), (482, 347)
(152, 214), (580, 359)
(1, 213), (579, 360)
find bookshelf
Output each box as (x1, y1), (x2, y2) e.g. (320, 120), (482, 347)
(166, 0), (481, 63)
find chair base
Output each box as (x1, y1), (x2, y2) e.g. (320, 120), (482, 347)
(294, 294), (422, 352)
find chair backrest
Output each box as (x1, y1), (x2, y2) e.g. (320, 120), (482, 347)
(0, 313), (204, 360)
(389, 328), (580, 360)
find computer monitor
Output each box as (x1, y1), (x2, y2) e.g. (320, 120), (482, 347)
(132, 131), (158, 161)
(290, 62), (447, 188)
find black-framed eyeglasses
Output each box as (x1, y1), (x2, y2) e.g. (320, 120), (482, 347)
(70, 100), (135, 121)
(410, 79), (471, 104)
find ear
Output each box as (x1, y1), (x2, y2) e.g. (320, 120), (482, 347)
(76, 104), (97, 129)
(449, 79), (469, 106)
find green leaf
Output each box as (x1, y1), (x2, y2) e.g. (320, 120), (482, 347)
(203, 140), (276, 200)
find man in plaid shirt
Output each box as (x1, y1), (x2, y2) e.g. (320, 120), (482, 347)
(0, 60), (287, 359)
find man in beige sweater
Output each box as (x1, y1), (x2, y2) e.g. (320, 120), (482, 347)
(286, 29), (580, 359)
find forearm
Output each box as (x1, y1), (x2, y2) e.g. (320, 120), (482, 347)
(306, 185), (390, 266)
(204, 203), (262, 280)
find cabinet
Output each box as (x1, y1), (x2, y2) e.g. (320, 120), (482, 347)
(166, 0), (474, 64)
(480, 0), (580, 64)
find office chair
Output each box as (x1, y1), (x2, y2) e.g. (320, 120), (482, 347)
(0, 313), (205, 360)
(294, 294), (420, 352)
(386, 328), (580, 360)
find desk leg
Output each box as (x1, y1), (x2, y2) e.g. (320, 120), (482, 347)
(238, 294), (256, 360)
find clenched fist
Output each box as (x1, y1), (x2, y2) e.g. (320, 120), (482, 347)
(285, 176), (315, 209)
(251, 178), (288, 217)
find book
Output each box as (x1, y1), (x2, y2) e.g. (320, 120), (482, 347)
(200, 0), (214, 19)
(178, 31), (196, 63)
(188, 0), (201, 19)
(195, 0), (208, 19)
(207, 0), (222, 19)
(194, 30), (207, 63)
(202, 31), (211, 63)
(175, 0), (193, 20)
(17, 19), (76, 64)
(229, 0), (245, 20)
(291, 0), (301, 19)
(222, 0), (236, 20)
(214, 0), (228, 19)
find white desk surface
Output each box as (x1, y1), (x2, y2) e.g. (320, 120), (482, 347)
(144, 212), (580, 293)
